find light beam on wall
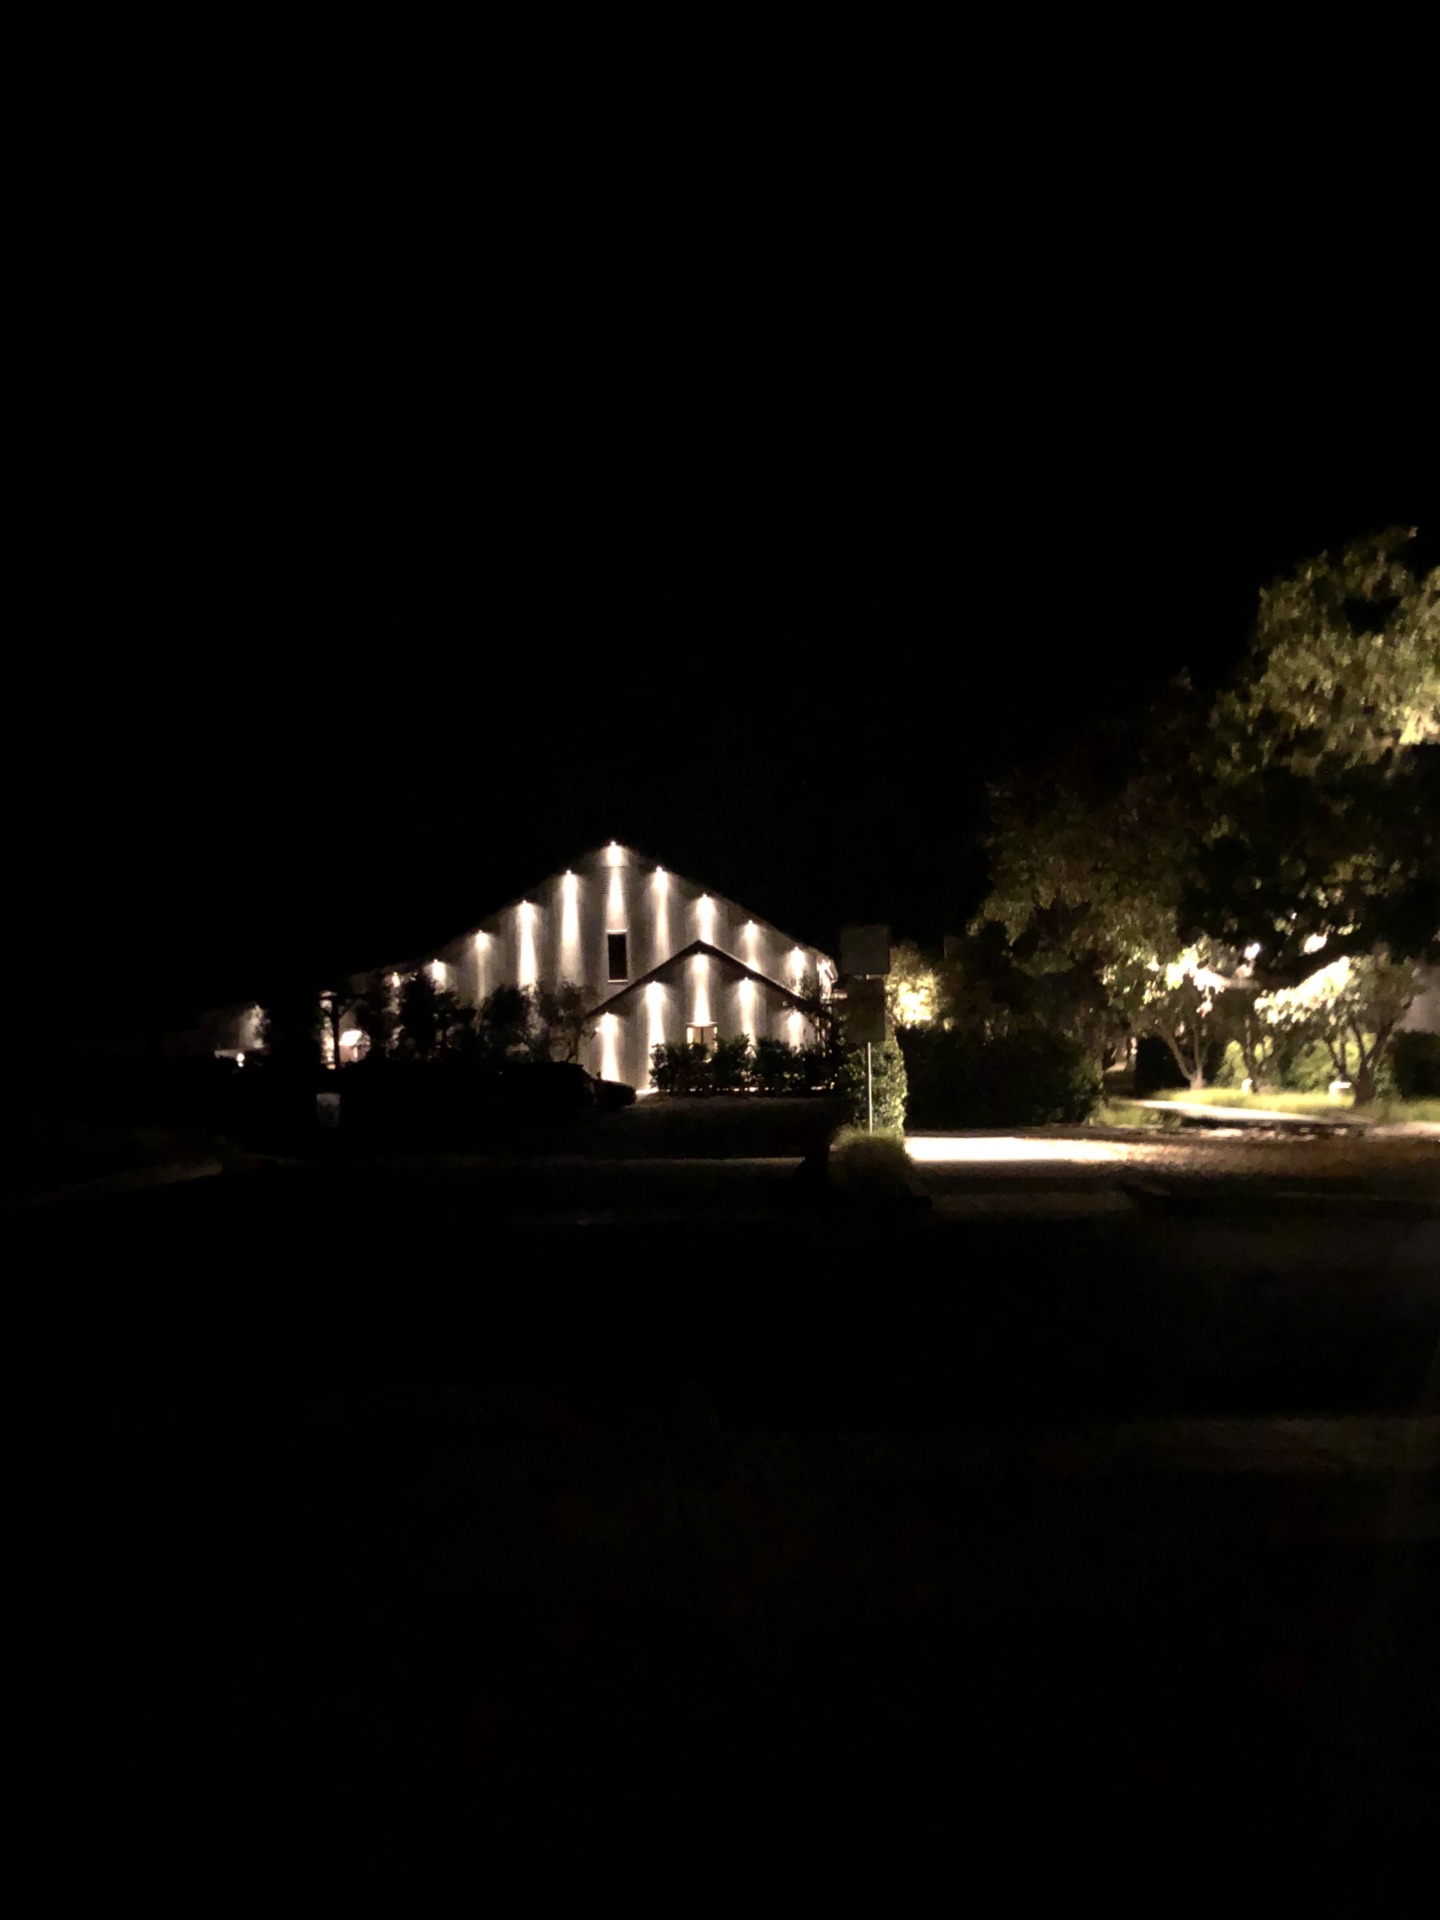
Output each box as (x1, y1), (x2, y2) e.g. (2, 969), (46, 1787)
(607, 841), (623, 867)
(600, 1012), (620, 1082)
(607, 861), (626, 934)
(787, 1009), (805, 1046)
(790, 946), (805, 986)
(474, 930), (491, 1001)
(430, 959), (447, 986)
(738, 975), (756, 1040)
(653, 866), (670, 964)
(697, 894), (716, 944)
(692, 953), (711, 1027)
(646, 980), (666, 1077)
(561, 872), (581, 980)
(518, 902), (538, 988)
(743, 920), (760, 967)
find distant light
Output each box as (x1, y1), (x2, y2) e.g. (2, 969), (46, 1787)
(340, 1029), (363, 1046)
(235, 1051), (245, 1068)
(430, 959), (446, 983)
(1303, 932), (1328, 955)
(390, 973), (401, 989)
(1244, 942), (1262, 960)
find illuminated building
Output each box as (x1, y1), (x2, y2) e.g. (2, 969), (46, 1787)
(211, 844), (834, 1089)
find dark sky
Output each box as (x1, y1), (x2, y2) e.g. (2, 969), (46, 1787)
(62, 374), (1432, 1028)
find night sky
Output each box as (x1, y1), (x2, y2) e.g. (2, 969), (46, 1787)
(71, 394), (1431, 1032)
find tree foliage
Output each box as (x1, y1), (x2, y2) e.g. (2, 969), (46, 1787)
(971, 528), (1437, 1091)
(1213, 526), (1439, 776)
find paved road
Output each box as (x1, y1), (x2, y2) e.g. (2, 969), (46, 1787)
(13, 1134), (1439, 1897)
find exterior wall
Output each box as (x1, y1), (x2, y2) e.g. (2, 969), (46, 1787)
(585, 953), (821, 1089)
(411, 842), (834, 1086)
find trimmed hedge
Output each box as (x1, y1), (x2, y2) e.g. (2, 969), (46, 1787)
(898, 1027), (1100, 1128)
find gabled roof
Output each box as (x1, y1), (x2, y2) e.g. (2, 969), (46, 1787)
(586, 940), (821, 1019)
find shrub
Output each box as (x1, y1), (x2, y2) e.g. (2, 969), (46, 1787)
(712, 1035), (754, 1091)
(838, 1037), (908, 1132)
(1392, 1030), (1440, 1099)
(650, 1041), (713, 1094)
(751, 1038), (793, 1095)
(898, 1027), (1099, 1128)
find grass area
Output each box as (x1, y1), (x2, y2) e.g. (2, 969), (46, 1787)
(1166, 1088), (1440, 1123)
(1091, 1100), (1184, 1129)
(1092, 1089), (1440, 1126)
(829, 1125), (915, 1192)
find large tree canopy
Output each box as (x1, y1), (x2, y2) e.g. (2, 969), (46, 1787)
(1211, 525), (1438, 775)
(971, 527), (1439, 1097)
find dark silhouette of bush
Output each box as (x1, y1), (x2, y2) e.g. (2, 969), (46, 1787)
(1391, 1030), (1440, 1099)
(898, 1027), (1098, 1127)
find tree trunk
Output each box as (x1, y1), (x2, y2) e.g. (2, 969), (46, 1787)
(1351, 1061), (1376, 1106)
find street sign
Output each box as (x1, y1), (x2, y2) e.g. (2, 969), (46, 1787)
(839, 975), (887, 1045)
(840, 925), (890, 977)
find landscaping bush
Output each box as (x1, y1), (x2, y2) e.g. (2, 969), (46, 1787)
(898, 1027), (1099, 1128)
(751, 1038), (795, 1095)
(650, 1042), (714, 1094)
(1391, 1030), (1440, 1099)
(712, 1035), (754, 1091)
(838, 1037), (908, 1132)
(649, 1035), (841, 1097)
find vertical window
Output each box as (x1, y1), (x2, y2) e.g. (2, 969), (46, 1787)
(607, 932), (629, 981)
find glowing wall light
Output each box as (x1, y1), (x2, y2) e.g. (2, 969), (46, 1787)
(787, 1009), (805, 1046)
(518, 901), (538, 988)
(473, 929), (491, 1000)
(600, 1011), (621, 1082)
(697, 894), (716, 944)
(561, 871), (581, 978)
(692, 953), (711, 1027)
(607, 841), (623, 867)
(743, 920), (760, 968)
(789, 946), (806, 984)
(738, 975), (757, 1039)
(430, 959), (447, 986)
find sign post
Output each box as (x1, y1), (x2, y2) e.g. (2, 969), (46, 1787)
(838, 927), (891, 1134)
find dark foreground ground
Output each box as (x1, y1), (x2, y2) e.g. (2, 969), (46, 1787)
(8, 1125), (1438, 1909)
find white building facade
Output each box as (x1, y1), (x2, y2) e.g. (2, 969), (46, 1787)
(365, 842), (836, 1089)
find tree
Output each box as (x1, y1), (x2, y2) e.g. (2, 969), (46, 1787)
(1212, 526), (1438, 776)
(1191, 529), (1440, 982)
(885, 941), (941, 1029)
(353, 974), (402, 1060)
(1253, 945), (1417, 1105)
(475, 984), (540, 1060)
(397, 970), (442, 1058)
(536, 980), (596, 1063)
(258, 983), (323, 1070)
(974, 683), (1228, 1080)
